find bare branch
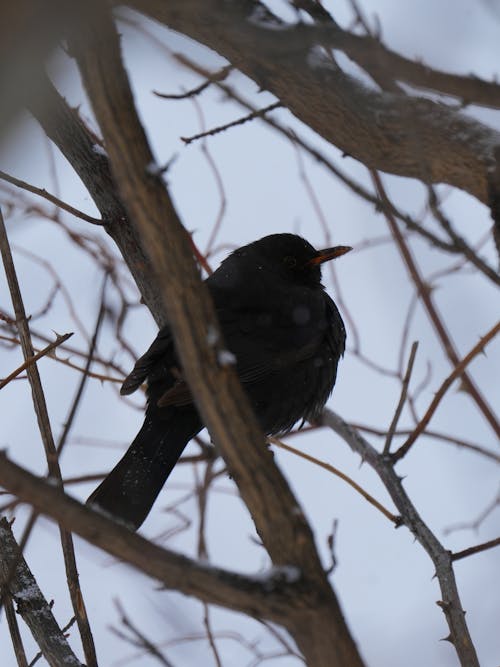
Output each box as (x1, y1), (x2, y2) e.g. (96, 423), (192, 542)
(180, 102), (282, 145)
(0, 333), (73, 391)
(57, 276), (108, 455)
(393, 320), (500, 462)
(0, 518), (83, 667)
(452, 536), (500, 562)
(321, 408), (480, 667)
(126, 0), (500, 203)
(0, 207), (98, 666)
(0, 169), (103, 225)
(153, 64), (232, 100)
(66, 6), (364, 666)
(383, 341), (418, 454)
(269, 436), (399, 524)
(371, 169), (500, 441)
(0, 453), (317, 624)
(5, 595), (29, 667)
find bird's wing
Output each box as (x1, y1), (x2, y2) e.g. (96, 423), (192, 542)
(215, 292), (329, 384)
(121, 292), (343, 407)
(324, 293), (346, 360)
(120, 326), (176, 395)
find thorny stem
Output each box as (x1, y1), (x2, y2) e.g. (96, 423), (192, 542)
(322, 408), (480, 667)
(392, 320), (500, 462)
(0, 206), (98, 667)
(371, 169), (500, 442)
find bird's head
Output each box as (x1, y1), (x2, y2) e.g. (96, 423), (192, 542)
(237, 233), (352, 286)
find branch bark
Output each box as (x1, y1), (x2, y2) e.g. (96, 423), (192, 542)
(321, 409), (480, 667)
(0, 454), (329, 625)
(0, 208), (97, 667)
(124, 0), (500, 204)
(37, 4), (364, 666)
(0, 518), (83, 667)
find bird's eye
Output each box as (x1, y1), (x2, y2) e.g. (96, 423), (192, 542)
(284, 256), (297, 268)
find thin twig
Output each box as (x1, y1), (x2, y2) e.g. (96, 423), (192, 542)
(427, 186), (500, 286)
(0, 206), (98, 667)
(0, 169), (103, 225)
(113, 600), (176, 667)
(194, 461), (223, 667)
(383, 341), (418, 454)
(57, 276), (108, 455)
(452, 536), (500, 562)
(350, 423), (500, 464)
(0, 332), (73, 391)
(371, 169), (500, 442)
(268, 437), (400, 524)
(181, 102), (282, 144)
(187, 96), (227, 260)
(0, 333), (123, 384)
(5, 594), (29, 667)
(392, 320), (500, 462)
(444, 485), (500, 535)
(154, 64), (232, 100)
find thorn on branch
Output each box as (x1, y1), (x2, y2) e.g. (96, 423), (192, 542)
(181, 102), (282, 145)
(154, 64), (232, 100)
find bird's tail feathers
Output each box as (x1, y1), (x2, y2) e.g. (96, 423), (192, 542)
(87, 409), (200, 529)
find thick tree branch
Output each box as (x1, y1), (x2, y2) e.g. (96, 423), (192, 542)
(26, 73), (168, 326)
(124, 0), (500, 204)
(0, 518), (83, 667)
(309, 22), (500, 109)
(0, 454), (322, 625)
(64, 4), (363, 666)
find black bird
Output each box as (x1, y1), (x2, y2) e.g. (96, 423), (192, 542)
(88, 234), (351, 529)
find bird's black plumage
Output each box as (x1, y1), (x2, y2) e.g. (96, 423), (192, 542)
(87, 234), (350, 528)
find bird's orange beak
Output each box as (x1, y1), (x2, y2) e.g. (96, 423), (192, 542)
(307, 245), (353, 266)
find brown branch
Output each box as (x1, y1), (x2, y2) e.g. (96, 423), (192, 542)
(67, 6), (363, 666)
(392, 320), (500, 462)
(452, 536), (500, 562)
(325, 23), (500, 109)
(350, 423), (500, 464)
(0, 207), (98, 667)
(321, 408), (480, 667)
(57, 276), (107, 455)
(371, 170), (500, 442)
(181, 102), (282, 145)
(0, 332), (73, 391)
(125, 0), (500, 203)
(0, 333), (124, 385)
(0, 453), (319, 625)
(383, 341), (418, 454)
(444, 485), (500, 535)
(426, 186), (500, 286)
(0, 518), (83, 667)
(114, 600), (176, 667)
(26, 69), (168, 327)
(0, 169), (103, 225)
(5, 594), (29, 667)
(269, 437), (399, 524)
(153, 63), (232, 99)
(172, 51), (481, 263)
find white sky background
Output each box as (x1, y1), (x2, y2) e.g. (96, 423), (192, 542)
(0, 1), (499, 666)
